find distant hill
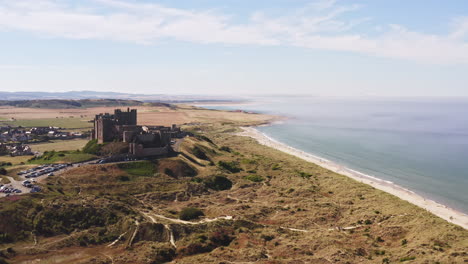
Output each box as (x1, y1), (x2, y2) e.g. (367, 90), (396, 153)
(0, 99), (172, 109)
(0, 90), (240, 103)
(0, 91), (151, 100)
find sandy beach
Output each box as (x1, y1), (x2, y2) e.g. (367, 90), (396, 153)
(239, 126), (468, 230)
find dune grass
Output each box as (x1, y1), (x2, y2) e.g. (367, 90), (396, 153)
(118, 161), (155, 176)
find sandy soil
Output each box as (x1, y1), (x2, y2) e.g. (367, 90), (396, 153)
(238, 126), (468, 230)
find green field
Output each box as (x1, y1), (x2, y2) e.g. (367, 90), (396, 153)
(28, 152), (96, 164)
(1, 118), (92, 130)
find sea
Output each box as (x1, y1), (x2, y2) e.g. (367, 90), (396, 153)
(198, 96), (468, 214)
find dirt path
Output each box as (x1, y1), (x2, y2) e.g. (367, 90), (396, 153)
(148, 211), (233, 225)
(107, 232), (127, 247)
(127, 220), (140, 248)
(140, 209), (234, 248)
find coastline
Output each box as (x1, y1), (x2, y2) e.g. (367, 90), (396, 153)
(238, 126), (468, 230)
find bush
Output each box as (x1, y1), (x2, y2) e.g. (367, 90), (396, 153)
(219, 146), (232, 152)
(192, 146), (209, 160)
(177, 242), (211, 256)
(0, 168), (6, 175)
(271, 163), (281, 170)
(244, 174), (264, 182)
(0, 233), (13, 243)
(218, 161), (241, 173)
(204, 175), (232, 191)
(164, 168), (174, 177)
(196, 135), (214, 144)
(82, 139), (101, 154)
(297, 171), (312, 179)
(117, 175), (130, 182)
(151, 246), (176, 263)
(209, 228), (234, 246)
(400, 256), (416, 262)
(179, 207), (204, 221)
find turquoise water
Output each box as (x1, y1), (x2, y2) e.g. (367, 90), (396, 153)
(199, 97), (468, 213)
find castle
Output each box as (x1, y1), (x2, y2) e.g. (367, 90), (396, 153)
(91, 108), (186, 157)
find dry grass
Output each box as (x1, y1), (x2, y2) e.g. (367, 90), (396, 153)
(3, 108), (466, 264)
(0, 155), (32, 165)
(29, 139), (89, 152)
(0, 105), (276, 128)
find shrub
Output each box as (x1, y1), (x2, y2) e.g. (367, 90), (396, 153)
(0, 233), (12, 243)
(218, 161), (241, 173)
(271, 163), (281, 170)
(297, 171), (312, 179)
(0, 168), (6, 175)
(402, 239), (408, 245)
(82, 139), (101, 154)
(241, 159), (256, 165)
(244, 174), (264, 182)
(177, 242), (211, 256)
(400, 256), (416, 262)
(219, 146), (232, 152)
(164, 168), (174, 177)
(179, 207), (204, 221)
(196, 135), (214, 144)
(117, 175), (130, 182)
(374, 250), (386, 255)
(261, 234), (275, 241)
(192, 146), (209, 160)
(209, 229), (234, 246)
(191, 177), (203, 183)
(204, 175), (232, 191)
(151, 246), (176, 263)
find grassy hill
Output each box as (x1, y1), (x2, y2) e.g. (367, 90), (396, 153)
(0, 124), (466, 263)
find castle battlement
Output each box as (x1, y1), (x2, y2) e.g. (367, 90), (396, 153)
(91, 108), (187, 157)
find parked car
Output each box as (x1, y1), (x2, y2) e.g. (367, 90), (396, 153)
(30, 186), (41, 193)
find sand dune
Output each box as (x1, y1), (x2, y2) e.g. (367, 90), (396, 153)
(239, 126), (468, 230)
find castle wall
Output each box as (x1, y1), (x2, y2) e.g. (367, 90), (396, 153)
(129, 143), (169, 157)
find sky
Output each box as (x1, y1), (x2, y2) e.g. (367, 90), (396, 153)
(1, 0), (468, 96)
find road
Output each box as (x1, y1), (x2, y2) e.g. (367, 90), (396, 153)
(0, 160), (98, 198)
(1, 138), (186, 198)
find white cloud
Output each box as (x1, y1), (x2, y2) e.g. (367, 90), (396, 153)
(0, 0), (468, 64)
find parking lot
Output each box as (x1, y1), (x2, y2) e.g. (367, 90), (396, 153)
(0, 163), (73, 198)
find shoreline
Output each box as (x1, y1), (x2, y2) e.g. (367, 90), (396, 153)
(238, 126), (468, 230)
